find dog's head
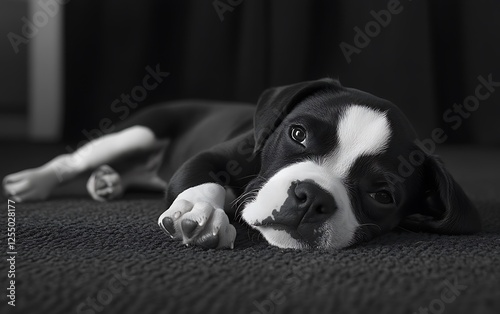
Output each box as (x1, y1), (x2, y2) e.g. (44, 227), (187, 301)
(241, 78), (481, 250)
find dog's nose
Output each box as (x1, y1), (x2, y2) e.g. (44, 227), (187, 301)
(293, 181), (337, 220)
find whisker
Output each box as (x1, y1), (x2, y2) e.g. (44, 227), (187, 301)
(231, 189), (256, 203)
(237, 174), (260, 181)
(234, 193), (258, 218)
(231, 188), (259, 206)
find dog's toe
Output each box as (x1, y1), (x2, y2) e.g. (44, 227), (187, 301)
(160, 217), (176, 238)
(157, 199), (195, 239)
(195, 232), (219, 249)
(183, 207), (235, 249)
(181, 219), (199, 239)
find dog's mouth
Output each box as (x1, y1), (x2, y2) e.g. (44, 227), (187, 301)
(251, 223), (309, 249)
(250, 206), (305, 227)
(252, 221), (296, 231)
(251, 218), (322, 249)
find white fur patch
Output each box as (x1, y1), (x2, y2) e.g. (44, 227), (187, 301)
(242, 161), (356, 249)
(158, 183), (226, 225)
(242, 161), (349, 225)
(324, 105), (391, 178)
(242, 105), (391, 249)
(253, 227), (305, 249)
(157, 183), (236, 249)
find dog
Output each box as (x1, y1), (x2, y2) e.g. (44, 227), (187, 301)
(2, 78), (481, 250)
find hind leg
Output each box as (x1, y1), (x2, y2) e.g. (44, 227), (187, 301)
(86, 144), (168, 201)
(3, 126), (162, 202)
(2, 155), (69, 202)
(3, 102), (217, 202)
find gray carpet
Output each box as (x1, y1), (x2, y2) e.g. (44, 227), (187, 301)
(0, 143), (499, 314)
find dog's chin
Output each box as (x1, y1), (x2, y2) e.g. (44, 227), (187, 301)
(241, 202), (307, 249)
(244, 208), (357, 250)
(251, 224), (308, 249)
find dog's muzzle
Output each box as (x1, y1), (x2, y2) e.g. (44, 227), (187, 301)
(252, 180), (337, 244)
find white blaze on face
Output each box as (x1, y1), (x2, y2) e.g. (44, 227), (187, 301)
(325, 105), (392, 178)
(242, 105), (392, 249)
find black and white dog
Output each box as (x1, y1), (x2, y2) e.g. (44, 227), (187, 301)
(3, 78), (481, 250)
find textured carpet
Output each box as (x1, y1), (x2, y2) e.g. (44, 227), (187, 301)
(0, 143), (499, 314)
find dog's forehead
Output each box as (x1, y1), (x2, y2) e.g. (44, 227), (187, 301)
(286, 88), (394, 122)
(258, 88), (419, 185)
(325, 105), (392, 178)
(283, 88), (417, 153)
(276, 94), (395, 181)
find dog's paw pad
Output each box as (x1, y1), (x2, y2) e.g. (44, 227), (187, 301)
(94, 177), (108, 190)
(86, 165), (124, 201)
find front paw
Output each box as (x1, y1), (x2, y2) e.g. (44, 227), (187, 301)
(158, 196), (236, 249)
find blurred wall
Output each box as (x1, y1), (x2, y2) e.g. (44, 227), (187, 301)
(1, 0), (498, 146)
(0, 0), (28, 139)
(63, 0), (500, 146)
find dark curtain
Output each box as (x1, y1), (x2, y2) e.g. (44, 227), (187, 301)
(64, 0), (500, 145)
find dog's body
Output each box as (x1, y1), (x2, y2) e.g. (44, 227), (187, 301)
(3, 78), (481, 250)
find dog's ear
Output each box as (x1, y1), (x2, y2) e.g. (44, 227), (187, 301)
(253, 78), (341, 153)
(401, 154), (481, 234)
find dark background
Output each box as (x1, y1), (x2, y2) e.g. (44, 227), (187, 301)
(63, 0), (500, 145)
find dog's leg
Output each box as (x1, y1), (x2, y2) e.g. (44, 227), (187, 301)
(2, 126), (162, 202)
(86, 142), (167, 201)
(157, 133), (259, 249)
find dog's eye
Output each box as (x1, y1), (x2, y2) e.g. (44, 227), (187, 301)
(290, 126), (307, 144)
(369, 191), (394, 204)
